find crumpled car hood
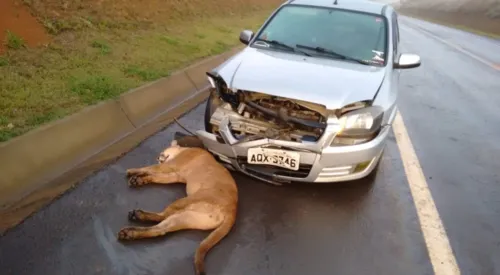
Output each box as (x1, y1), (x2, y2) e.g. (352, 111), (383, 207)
(216, 47), (387, 110)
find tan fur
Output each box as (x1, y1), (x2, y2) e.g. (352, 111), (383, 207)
(117, 139), (238, 275)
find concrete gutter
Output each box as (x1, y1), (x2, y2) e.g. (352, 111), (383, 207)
(0, 47), (242, 234)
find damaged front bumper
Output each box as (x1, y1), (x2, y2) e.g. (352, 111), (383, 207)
(195, 115), (389, 185)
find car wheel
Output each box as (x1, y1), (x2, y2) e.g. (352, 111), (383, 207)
(204, 92), (217, 133)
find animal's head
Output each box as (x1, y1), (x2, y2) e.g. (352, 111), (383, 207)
(157, 140), (185, 163)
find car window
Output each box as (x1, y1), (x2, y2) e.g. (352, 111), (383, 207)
(253, 5), (388, 66)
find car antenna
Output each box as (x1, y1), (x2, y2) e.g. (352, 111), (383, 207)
(333, 0), (338, 4)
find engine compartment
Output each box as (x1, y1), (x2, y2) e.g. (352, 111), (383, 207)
(208, 89), (328, 142)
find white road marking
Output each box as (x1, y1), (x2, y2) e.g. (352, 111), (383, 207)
(402, 20), (499, 71)
(393, 112), (461, 275)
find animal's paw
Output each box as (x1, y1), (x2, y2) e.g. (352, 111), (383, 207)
(126, 168), (148, 177)
(126, 169), (139, 177)
(128, 175), (147, 187)
(117, 228), (135, 241)
(128, 210), (143, 221)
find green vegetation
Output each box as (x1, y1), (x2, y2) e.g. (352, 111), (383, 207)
(5, 31), (25, 50)
(123, 65), (168, 81)
(0, 11), (272, 142)
(90, 40), (112, 55)
(69, 74), (126, 104)
(0, 56), (8, 67)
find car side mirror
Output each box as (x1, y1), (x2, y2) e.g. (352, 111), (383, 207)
(394, 53), (421, 69)
(239, 30), (254, 45)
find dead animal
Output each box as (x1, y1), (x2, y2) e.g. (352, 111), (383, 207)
(117, 138), (238, 275)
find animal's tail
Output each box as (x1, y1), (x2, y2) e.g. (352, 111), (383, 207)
(194, 214), (236, 275)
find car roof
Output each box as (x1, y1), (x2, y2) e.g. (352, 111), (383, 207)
(286, 0), (388, 15)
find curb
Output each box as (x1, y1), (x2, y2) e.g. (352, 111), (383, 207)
(0, 46), (243, 234)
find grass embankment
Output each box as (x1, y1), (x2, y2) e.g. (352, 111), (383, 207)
(397, 6), (500, 39)
(0, 0), (282, 142)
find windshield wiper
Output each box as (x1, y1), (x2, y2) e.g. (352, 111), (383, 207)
(296, 44), (373, 65)
(255, 38), (311, 56)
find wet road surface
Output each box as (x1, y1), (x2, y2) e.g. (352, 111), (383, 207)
(1, 16), (500, 275)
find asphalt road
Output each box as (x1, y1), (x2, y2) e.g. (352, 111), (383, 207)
(1, 16), (500, 275)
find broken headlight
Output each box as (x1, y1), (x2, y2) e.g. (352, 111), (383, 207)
(331, 106), (384, 146)
(206, 71), (239, 108)
(207, 75), (217, 88)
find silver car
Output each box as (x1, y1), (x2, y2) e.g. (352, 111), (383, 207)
(195, 0), (421, 185)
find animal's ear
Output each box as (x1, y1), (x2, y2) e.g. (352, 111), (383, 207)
(171, 139), (179, 147)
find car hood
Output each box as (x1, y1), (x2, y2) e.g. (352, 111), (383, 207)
(216, 47), (387, 110)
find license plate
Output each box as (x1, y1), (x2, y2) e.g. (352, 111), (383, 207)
(247, 148), (300, 171)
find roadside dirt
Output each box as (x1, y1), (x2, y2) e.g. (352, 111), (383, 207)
(0, 0), (50, 54)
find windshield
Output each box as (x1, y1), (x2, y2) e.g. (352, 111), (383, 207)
(252, 5), (388, 66)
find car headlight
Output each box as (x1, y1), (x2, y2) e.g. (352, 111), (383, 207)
(206, 71), (239, 108)
(331, 106), (384, 146)
(207, 76), (216, 88)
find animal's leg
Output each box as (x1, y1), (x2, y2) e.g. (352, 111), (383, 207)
(126, 164), (174, 176)
(128, 171), (183, 188)
(128, 195), (204, 223)
(118, 210), (221, 240)
(127, 209), (165, 223)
